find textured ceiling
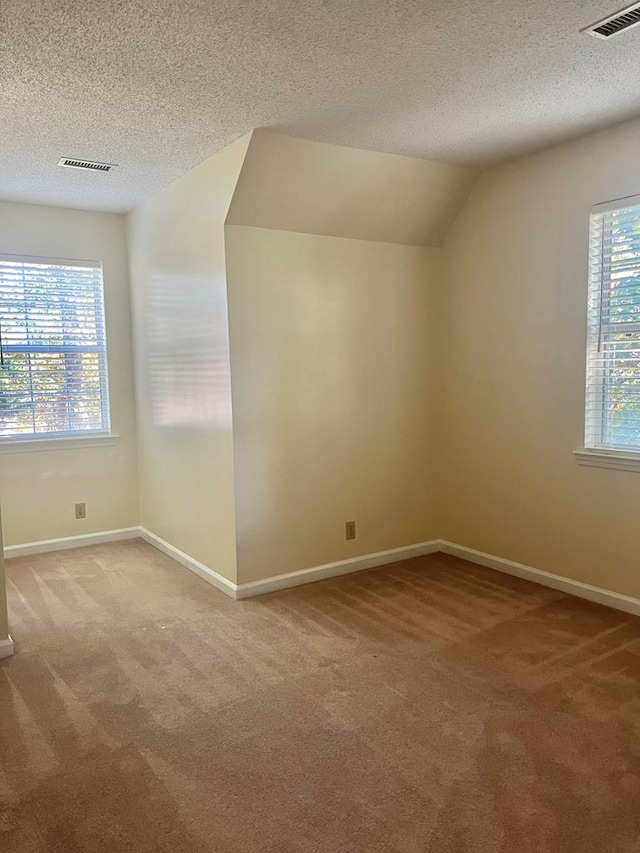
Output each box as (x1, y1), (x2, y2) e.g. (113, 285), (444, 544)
(2, 0), (640, 212)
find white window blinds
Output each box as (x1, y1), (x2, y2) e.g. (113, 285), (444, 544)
(0, 254), (110, 438)
(586, 196), (640, 451)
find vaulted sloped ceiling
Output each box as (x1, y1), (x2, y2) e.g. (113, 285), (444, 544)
(5, 0), (640, 213)
(226, 132), (477, 247)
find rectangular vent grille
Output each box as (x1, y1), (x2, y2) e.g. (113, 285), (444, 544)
(582, 2), (640, 38)
(58, 158), (116, 172)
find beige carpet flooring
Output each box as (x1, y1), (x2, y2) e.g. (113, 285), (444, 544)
(2, 540), (640, 852)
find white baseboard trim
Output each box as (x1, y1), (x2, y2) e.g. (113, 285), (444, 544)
(3, 525), (440, 601)
(438, 540), (640, 618)
(138, 527), (237, 600)
(5, 524), (638, 618)
(4, 527), (141, 559)
(235, 540), (441, 599)
(140, 532), (440, 600)
(0, 635), (15, 659)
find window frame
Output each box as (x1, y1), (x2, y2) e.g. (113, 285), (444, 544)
(0, 252), (114, 446)
(577, 193), (640, 471)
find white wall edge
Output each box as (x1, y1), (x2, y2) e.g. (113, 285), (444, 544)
(4, 527), (141, 559)
(0, 636), (15, 659)
(235, 540), (442, 599)
(138, 527), (238, 600)
(439, 540), (640, 617)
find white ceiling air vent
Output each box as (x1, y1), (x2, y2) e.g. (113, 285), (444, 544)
(58, 158), (116, 172)
(582, 2), (640, 38)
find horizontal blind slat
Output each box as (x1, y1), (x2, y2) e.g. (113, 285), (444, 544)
(585, 204), (640, 450)
(0, 254), (110, 438)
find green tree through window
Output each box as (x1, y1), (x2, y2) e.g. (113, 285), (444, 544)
(0, 255), (109, 438)
(586, 200), (640, 450)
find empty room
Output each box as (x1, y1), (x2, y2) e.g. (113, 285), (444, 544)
(3, 1), (640, 850)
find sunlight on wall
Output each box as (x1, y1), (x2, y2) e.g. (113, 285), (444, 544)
(146, 271), (232, 428)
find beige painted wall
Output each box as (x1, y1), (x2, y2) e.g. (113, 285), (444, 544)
(226, 225), (441, 583)
(127, 135), (251, 583)
(0, 201), (138, 546)
(227, 131), (477, 247)
(0, 513), (8, 641)
(441, 116), (640, 599)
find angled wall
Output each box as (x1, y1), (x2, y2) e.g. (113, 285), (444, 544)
(224, 133), (473, 582)
(227, 130), (476, 247)
(127, 133), (251, 583)
(126, 130), (475, 587)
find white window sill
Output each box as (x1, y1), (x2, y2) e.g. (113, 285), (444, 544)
(0, 434), (120, 454)
(574, 448), (640, 473)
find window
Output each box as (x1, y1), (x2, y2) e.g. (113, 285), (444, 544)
(0, 254), (110, 440)
(585, 196), (640, 454)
